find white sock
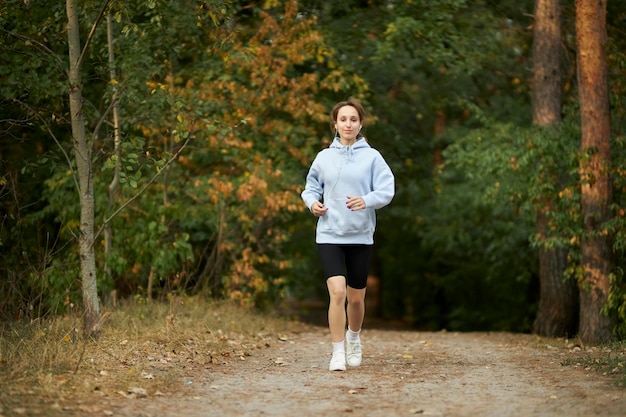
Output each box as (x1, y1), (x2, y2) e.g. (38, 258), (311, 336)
(332, 341), (345, 354)
(347, 328), (361, 342)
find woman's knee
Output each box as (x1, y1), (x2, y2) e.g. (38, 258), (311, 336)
(327, 277), (347, 302)
(347, 296), (365, 309)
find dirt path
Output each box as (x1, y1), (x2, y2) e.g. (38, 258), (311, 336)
(109, 326), (626, 417)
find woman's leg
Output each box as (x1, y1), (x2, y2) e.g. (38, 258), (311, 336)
(346, 286), (366, 332)
(344, 244), (372, 332)
(343, 245), (371, 367)
(326, 275), (347, 342)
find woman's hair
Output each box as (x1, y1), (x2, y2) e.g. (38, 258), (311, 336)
(331, 99), (365, 138)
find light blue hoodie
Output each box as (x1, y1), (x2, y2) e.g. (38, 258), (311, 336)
(301, 137), (395, 244)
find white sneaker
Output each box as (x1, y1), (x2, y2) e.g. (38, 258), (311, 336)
(346, 331), (362, 367)
(329, 351), (346, 371)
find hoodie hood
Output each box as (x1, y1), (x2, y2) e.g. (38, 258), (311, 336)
(329, 137), (370, 161)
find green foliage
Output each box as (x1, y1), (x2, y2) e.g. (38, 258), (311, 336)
(0, 0), (231, 316)
(409, 124), (540, 331)
(365, 0), (536, 329)
(2, 0), (364, 312)
(605, 134), (626, 338)
(598, 10), (626, 337)
(418, 104), (586, 329)
(376, 0), (503, 76)
(2, 0), (626, 337)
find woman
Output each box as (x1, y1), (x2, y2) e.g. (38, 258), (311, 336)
(301, 99), (395, 371)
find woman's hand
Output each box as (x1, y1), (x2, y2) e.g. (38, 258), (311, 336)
(346, 196), (366, 211)
(311, 201), (328, 217)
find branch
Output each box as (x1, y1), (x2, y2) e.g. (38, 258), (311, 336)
(0, 28), (65, 69)
(91, 88), (121, 140)
(77, 0), (113, 70)
(92, 128), (194, 245)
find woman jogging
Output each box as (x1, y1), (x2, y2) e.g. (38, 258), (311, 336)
(301, 99), (395, 371)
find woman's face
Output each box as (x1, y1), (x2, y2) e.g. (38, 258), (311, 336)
(335, 105), (361, 142)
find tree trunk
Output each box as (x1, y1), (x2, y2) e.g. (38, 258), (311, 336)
(531, 0), (561, 127)
(67, 0), (100, 337)
(534, 213), (579, 336)
(105, 12), (122, 283)
(530, 0), (579, 337)
(575, 0), (613, 344)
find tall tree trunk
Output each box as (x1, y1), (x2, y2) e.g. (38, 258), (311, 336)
(67, 0), (100, 337)
(575, 0), (613, 344)
(531, 0), (579, 337)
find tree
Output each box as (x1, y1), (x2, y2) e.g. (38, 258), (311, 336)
(172, 0), (366, 305)
(103, 11), (122, 287)
(531, 0), (578, 337)
(575, 0), (613, 344)
(66, 0), (104, 336)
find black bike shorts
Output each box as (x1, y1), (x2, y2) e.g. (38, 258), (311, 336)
(317, 243), (373, 290)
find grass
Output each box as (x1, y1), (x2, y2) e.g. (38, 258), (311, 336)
(0, 296), (307, 415)
(3, 297), (625, 415)
(560, 340), (626, 387)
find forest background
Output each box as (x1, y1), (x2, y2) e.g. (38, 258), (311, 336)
(1, 0), (625, 345)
